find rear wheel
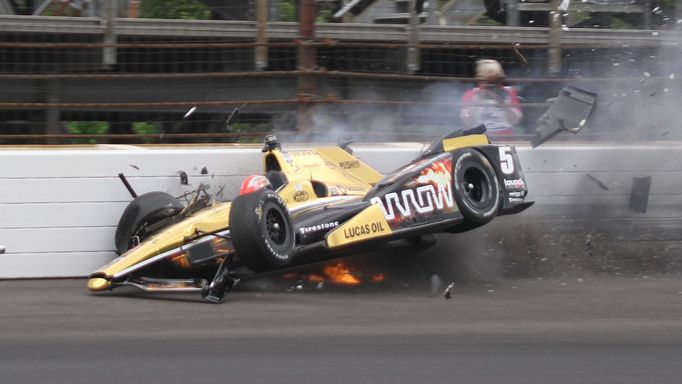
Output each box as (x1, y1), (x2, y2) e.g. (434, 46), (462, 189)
(229, 188), (294, 271)
(450, 149), (500, 228)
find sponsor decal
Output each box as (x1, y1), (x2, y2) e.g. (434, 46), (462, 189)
(329, 187), (339, 196)
(339, 160), (360, 169)
(343, 221), (386, 239)
(300, 221), (340, 235)
(282, 152), (294, 164)
(508, 190), (525, 203)
(504, 178), (526, 190)
(499, 146), (515, 174)
(371, 156), (455, 222)
(370, 183), (454, 221)
(290, 150), (318, 157)
(293, 190), (309, 202)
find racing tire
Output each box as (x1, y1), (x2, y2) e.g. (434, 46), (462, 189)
(229, 188), (294, 271)
(115, 191), (185, 254)
(451, 149), (501, 226)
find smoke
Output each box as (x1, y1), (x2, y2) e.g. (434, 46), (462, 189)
(565, 25), (682, 141)
(276, 80), (471, 144)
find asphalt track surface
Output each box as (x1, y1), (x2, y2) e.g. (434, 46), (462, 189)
(1, 276), (681, 384)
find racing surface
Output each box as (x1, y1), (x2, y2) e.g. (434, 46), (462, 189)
(1, 274), (681, 383)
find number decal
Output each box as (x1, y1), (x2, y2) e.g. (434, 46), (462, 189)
(499, 146), (514, 174)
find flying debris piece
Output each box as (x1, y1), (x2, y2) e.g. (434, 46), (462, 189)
(533, 86), (597, 147)
(179, 171), (188, 185)
(201, 167), (208, 175)
(629, 176), (652, 213)
(129, 164), (140, 170)
(0, 245), (5, 254)
(586, 173), (609, 191)
(183, 106), (197, 119)
(512, 44), (528, 65)
(443, 282), (455, 299)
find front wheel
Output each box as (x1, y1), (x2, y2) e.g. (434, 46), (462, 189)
(115, 191), (184, 254)
(229, 189), (294, 271)
(452, 149), (500, 226)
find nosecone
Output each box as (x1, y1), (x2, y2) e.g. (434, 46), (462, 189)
(87, 277), (112, 291)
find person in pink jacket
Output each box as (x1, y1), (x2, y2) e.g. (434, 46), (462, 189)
(460, 59), (523, 135)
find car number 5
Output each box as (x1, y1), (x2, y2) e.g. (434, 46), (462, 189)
(499, 146), (514, 174)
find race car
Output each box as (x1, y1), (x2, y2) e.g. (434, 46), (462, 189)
(87, 87), (596, 303)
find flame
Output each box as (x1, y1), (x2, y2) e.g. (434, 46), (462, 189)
(323, 262), (361, 285)
(280, 262), (384, 286)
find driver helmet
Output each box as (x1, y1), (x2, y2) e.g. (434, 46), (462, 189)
(239, 175), (272, 195)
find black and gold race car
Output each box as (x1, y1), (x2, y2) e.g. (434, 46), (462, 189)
(87, 87), (596, 303)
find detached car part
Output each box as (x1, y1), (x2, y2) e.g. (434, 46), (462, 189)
(533, 86), (597, 147)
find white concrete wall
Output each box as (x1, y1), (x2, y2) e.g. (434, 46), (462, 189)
(1, 143), (681, 278)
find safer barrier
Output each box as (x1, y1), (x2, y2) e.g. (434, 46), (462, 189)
(1, 143), (680, 278)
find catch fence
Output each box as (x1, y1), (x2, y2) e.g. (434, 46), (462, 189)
(0, 1), (680, 144)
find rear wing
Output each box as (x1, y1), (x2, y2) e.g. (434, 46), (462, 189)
(533, 86), (597, 148)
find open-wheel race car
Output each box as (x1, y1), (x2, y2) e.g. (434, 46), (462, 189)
(87, 87), (596, 303)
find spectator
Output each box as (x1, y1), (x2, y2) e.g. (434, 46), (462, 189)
(460, 59), (522, 135)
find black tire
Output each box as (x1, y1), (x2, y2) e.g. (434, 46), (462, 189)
(115, 192), (184, 254)
(451, 149), (501, 225)
(229, 188), (294, 271)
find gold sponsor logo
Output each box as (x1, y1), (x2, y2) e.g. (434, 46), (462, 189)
(293, 190), (309, 202)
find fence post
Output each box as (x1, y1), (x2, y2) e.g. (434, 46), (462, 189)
(256, 0), (268, 70)
(506, 0), (520, 26)
(46, 79), (61, 145)
(103, 0), (118, 68)
(297, 0), (316, 131)
(407, 0), (420, 74)
(548, 0), (562, 74)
